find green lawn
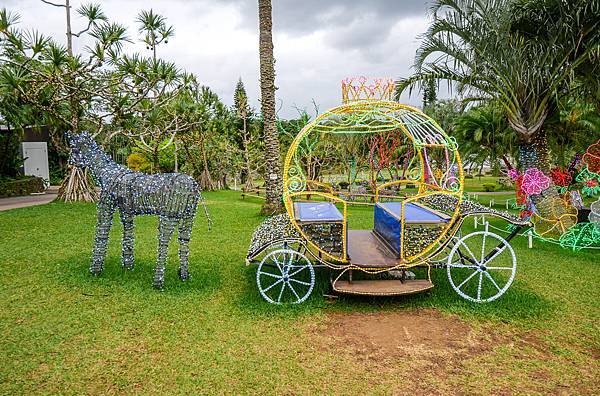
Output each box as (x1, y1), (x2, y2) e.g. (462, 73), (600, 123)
(0, 191), (598, 394)
(463, 175), (513, 192)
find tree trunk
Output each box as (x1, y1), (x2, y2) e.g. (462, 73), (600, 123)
(65, 0), (73, 56)
(258, 0), (283, 215)
(242, 118), (254, 191)
(56, 5), (98, 203)
(152, 147), (160, 173)
(199, 139), (213, 191)
(501, 155), (512, 170)
(57, 120), (98, 202)
(174, 141), (178, 172)
(518, 130), (551, 174)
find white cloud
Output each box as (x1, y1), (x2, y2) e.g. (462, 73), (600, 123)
(3, 0), (442, 118)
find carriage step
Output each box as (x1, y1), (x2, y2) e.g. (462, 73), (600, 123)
(333, 279), (434, 296)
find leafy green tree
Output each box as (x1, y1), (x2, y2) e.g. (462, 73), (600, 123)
(422, 77), (437, 110)
(396, 0), (599, 174)
(177, 82), (236, 191)
(454, 103), (516, 175)
(233, 78), (260, 190)
(546, 97), (600, 167)
(423, 99), (463, 136)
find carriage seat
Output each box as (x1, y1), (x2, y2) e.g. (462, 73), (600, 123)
(293, 201), (345, 258)
(293, 201), (344, 223)
(376, 202), (450, 224)
(373, 201), (450, 257)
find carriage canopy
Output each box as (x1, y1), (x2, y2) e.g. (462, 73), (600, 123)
(283, 79), (464, 264)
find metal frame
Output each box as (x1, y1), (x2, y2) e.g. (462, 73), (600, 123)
(282, 100), (465, 267)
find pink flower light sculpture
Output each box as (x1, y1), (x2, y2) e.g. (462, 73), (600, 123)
(521, 168), (551, 196)
(508, 168), (520, 180)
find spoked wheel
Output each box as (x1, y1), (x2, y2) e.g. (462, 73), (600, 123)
(447, 231), (516, 303)
(256, 248), (315, 304)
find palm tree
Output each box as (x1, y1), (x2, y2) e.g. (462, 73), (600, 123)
(258, 0), (283, 214)
(454, 103), (516, 174)
(396, 0), (598, 174)
(396, 0), (598, 222)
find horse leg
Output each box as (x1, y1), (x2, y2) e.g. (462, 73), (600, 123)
(90, 199), (115, 276)
(120, 211), (135, 270)
(177, 216), (194, 281)
(154, 216), (177, 289)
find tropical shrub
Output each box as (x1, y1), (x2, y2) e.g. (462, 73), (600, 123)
(482, 183), (497, 192)
(127, 153), (152, 173)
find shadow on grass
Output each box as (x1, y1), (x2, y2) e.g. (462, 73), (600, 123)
(233, 265), (330, 318)
(235, 263), (556, 324)
(51, 253), (222, 298)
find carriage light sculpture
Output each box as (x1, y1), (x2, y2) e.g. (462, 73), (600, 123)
(68, 132), (211, 289)
(246, 77), (530, 305)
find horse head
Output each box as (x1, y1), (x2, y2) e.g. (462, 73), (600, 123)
(67, 131), (102, 169)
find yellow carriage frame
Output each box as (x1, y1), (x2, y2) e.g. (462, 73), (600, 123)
(282, 100), (465, 270)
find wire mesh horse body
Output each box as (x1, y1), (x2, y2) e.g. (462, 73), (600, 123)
(68, 132), (211, 289)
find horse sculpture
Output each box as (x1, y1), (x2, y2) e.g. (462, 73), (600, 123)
(68, 132), (211, 289)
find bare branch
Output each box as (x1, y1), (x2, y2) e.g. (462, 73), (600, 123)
(40, 0), (67, 8)
(72, 21), (93, 38)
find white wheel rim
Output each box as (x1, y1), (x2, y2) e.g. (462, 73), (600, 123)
(447, 231), (516, 303)
(257, 248), (315, 304)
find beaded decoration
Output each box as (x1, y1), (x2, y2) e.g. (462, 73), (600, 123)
(68, 132), (211, 289)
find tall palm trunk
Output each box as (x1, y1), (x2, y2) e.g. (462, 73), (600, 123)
(258, 0), (282, 214)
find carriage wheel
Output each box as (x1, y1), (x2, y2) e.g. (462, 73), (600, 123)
(447, 231), (516, 303)
(256, 248), (315, 304)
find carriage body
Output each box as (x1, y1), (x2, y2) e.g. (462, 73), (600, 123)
(247, 82), (529, 304)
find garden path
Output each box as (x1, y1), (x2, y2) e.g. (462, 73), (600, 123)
(0, 186), (58, 211)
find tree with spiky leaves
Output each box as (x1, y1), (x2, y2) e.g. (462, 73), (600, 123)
(39, 0), (107, 56)
(108, 56), (191, 173)
(136, 9), (174, 62)
(0, 6), (131, 201)
(0, 6), (192, 201)
(258, 0), (283, 214)
(396, 0), (599, 214)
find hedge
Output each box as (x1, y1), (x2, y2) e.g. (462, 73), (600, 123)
(0, 176), (45, 198)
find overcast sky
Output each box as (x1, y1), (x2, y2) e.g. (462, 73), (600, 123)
(3, 0), (442, 118)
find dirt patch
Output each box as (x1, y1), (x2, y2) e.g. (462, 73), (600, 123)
(320, 309), (489, 361)
(312, 309), (597, 395)
(314, 309), (509, 394)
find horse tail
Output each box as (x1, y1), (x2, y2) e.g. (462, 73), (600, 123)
(199, 192), (212, 231)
